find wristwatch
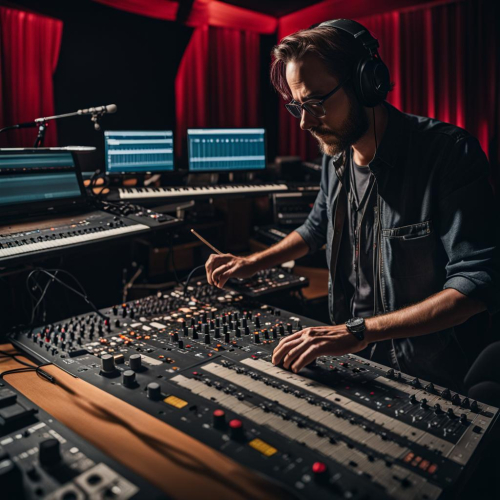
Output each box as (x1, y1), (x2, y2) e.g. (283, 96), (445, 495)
(345, 317), (366, 341)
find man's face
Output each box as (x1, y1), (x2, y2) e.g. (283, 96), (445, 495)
(285, 53), (369, 156)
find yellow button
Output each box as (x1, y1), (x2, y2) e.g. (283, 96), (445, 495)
(249, 438), (277, 457)
(163, 395), (188, 409)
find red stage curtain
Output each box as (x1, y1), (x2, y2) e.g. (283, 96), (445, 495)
(0, 7), (63, 147)
(93, 0), (276, 34)
(175, 25), (260, 159)
(276, 0), (498, 165)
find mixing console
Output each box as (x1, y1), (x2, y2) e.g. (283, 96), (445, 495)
(10, 283), (499, 500)
(227, 268), (308, 297)
(0, 379), (163, 499)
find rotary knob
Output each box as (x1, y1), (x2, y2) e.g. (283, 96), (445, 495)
(229, 419), (245, 441)
(129, 354), (142, 371)
(122, 370), (136, 388)
(100, 354), (116, 374)
(147, 382), (162, 400)
(213, 409), (226, 429)
(39, 438), (61, 466)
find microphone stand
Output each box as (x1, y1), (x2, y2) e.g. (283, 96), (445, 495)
(0, 105), (116, 147)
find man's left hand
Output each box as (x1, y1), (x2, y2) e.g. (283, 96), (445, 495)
(271, 325), (368, 373)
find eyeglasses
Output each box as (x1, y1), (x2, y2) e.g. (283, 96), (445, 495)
(285, 77), (350, 119)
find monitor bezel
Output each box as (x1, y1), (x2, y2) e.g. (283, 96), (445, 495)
(104, 130), (176, 175)
(0, 149), (87, 219)
(187, 127), (267, 174)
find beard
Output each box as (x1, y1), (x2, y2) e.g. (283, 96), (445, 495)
(309, 96), (370, 157)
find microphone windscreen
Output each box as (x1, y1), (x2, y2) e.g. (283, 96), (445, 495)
(106, 104), (117, 114)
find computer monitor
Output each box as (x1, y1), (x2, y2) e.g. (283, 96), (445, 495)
(0, 150), (85, 217)
(187, 128), (266, 173)
(104, 130), (174, 174)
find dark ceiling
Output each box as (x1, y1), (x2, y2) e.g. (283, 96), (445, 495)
(216, 0), (325, 18)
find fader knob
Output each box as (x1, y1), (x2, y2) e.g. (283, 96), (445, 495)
(147, 382), (162, 400)
(172, 332), (179, 343)
(39, 438), (61, 466)
(434, 404), (443, 414)
(424, 382), (435, 393)
(409, 394), (417, 404)
(451, 393), (461, 406)
(129, 354), (142, 371)
(224, 331), (230, 343)
(214, 327), (221, 338)
(205, 333), (211, 344)
(254, 333), (260, 343)
(471, 400), (479, 412)
(461, 397), (470, 409)
(101, 354), (116, 374)
(441, 388), (451, 400)
(235, 327), (241, 337)
(122, 370), (136, 388)
(287, 323), (293, 334)
(255, 317), (261, 328)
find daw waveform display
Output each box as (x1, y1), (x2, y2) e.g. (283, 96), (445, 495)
(104, 130), (174, 174)
(188, 128), (266, 172)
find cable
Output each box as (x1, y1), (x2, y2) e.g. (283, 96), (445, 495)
(0, 350), (55, 383)
(24, 268), (106, 327)
(183, 265), (206, 294)
(122, 265), (143, 303)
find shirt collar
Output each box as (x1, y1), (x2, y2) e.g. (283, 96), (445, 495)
(369, 102), (411, 171)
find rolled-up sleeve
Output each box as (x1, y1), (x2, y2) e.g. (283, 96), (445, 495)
(295, 155), (330, 253)
(438, 136), (500, 314)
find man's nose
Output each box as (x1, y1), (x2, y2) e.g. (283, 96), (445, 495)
(300, 109), (321, 131)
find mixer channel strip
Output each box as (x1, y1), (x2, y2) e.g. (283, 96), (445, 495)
(10, 283), (499, 500)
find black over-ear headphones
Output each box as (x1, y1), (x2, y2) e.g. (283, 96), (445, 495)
(317, 19), (391, 107)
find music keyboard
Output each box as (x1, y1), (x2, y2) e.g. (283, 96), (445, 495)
(117, 183), (289, 200)
(0, 224), (149, 258)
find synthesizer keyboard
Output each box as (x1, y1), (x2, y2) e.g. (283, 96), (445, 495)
(0, 379), (163, 499)
(11, 283), (498, 500)
(117, 183), (289, 200)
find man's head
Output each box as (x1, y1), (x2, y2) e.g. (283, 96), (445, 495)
(270, 25), (377, 156)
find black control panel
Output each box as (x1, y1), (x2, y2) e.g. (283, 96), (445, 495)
(227, 268), (308, 297)
(0, 380), (163, 499)
(10, 284), (499, 500)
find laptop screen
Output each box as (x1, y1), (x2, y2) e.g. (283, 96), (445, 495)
(0, 150), (84, 214)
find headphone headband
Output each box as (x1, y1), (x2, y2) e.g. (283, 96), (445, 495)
(316, 18), (390, 107)
(317, 19), (380, 56)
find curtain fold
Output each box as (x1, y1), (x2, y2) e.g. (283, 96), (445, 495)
(175, 26), (260, 159)
(92, 0), (277, 34)
(0, 7), (63, 147)
(275, 0), (498, 167)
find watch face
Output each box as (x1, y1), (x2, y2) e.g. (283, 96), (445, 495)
(348, 317), (364, 328)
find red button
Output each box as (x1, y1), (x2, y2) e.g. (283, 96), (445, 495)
(213, 409), (225, 418)
(312, 462), (327, 474)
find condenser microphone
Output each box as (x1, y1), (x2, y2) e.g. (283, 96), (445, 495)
(77, 104), (118, 116)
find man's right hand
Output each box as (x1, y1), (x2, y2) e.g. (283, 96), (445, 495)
(205, 253), (258, 288)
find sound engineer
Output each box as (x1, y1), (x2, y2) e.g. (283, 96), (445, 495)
(204, 20), (499, 392)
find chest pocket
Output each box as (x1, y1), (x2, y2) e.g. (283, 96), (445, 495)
(382, 220), (436, 278)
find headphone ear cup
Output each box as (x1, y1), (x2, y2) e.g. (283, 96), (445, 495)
(357, 57), (391, 107)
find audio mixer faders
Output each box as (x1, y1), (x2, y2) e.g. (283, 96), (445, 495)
(11, 283), (499, 500)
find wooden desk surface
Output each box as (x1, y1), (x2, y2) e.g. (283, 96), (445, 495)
(0, 344), (293, 500)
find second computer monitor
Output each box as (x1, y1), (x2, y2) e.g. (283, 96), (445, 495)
(188, 128), (266, 173)
(104, 130), (174, 174)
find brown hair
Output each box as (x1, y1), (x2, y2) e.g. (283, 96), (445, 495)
(270, 26), (367, 100)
